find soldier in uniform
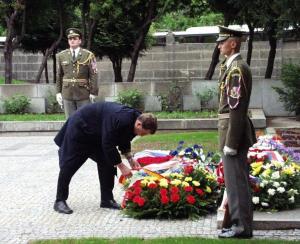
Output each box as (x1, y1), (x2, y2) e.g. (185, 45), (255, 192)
(216, 26), (256, 238)
(53, 101), (157, 214)
(56, 28), (98, 118)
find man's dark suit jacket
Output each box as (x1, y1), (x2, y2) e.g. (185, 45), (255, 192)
(54, 102), (141, 168)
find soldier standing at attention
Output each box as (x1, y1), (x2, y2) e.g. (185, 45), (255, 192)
(216, 26), (256, 239)
(56, 28), (98, 118)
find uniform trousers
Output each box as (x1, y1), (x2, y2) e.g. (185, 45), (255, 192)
(222, 148), (253, 234)
(63, 99), (90, 118)
(56, 150), (116, 203)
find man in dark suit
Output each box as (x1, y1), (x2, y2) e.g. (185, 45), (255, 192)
(53, 102), (157, 214)
(216, 26), (256, 238)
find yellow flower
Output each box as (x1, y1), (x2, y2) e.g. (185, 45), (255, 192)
(170, 179), (182, 186)
(141, 179), (148, 187)
(251, 161), (263, 168)
(192, 181), (200, 186)
(292, 163), (300, 171)
(184, 177), (192, 182)
(206, 175), (215, 181)
(282, 167), (295, 175)
(159, 178), (169, 188)
(181, 181), (190, 187)
(273, 161), (284, 169)
(262, 168), (271, 177)
(205, 186), (212, 193)
(252, 166), (262, 176)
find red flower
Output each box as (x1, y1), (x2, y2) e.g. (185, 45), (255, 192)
(170, 193), (180, 203)
(160, 188), (168, 196)
(186, 195), (196, 204)
(148, 182), (157, 189)
(133, 186), (142, 195)
(170, 186), (179, 194)
(133, 195), (146, 207)
(184, 165), (194, 175)
(184, 186), (193, 192)
(133, 180), (141, 187)
(195, 188), (204, 197)
(125, 190), (134, 200)
(161, 195), (169, 204)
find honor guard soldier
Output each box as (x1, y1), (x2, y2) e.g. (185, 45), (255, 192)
(56, 28), (98, 118)
(216, 26), (256, 239)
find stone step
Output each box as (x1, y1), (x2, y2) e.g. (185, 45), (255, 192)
(217, 208), (300, 230)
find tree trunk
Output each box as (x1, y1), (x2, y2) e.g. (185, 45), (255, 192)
(44, 57), (49, 83)
(4, 39), (13, 84)
(34, 0), (64, 83)
(81, 0), (90, 47)
(110, 56), (123, 83)
(127, 0), (157, 83)
(53, 49), (57, 83)
(205, 45), (220, 80)
(246, 23), (254, 65)
(265, 24), (277, 79)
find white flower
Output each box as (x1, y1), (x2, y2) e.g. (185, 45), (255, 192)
(260, 182), (265, 188)
(261, 202), (269, 207)
(263, 180), (269, 185)
(271, 171), (280, 180)
(281, 181), (287, 186)
(273, 182), (280, 188)
(268, 188), (276, 196)
(252, 196), (260, 204)
(289, 196), (295, 203)
(277, 187), (285, 193)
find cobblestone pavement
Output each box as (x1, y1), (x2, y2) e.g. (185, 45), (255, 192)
(0, 135), (299, 244)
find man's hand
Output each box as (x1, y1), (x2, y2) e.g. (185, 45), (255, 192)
(128, 158), (141, 170)
(223, 146), (237, 156)
(116, 162), (132, 177)
(56, 93), (63, 106)
(89, 94), (96, 103)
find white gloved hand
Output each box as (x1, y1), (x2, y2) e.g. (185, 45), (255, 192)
(223, 145), (237, 156)
(56, 93), (63, 106)
(89, 94), (96, 103)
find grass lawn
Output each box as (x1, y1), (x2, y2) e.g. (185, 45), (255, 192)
(132, 130), (218, 153)
(30, 237), (300, 244)
(0, 111), (217, 121)
(0, 77), (25, 84)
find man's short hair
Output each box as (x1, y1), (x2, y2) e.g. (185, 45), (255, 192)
(137, 113), (157, 134)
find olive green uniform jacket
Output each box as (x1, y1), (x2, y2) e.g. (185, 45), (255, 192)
(56, 48), (98, 101)
(218, 55), (256, 152)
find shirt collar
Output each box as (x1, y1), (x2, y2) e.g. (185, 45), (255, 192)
(70, 47), (80, 57)
(225, 53), (240, 69)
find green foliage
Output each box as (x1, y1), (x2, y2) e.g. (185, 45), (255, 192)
(195, 87), (217, 110)
(158, 82), (183, 112)
(3, 94), (31, 114)
(0, 77), (25, 84)
(45, 89), (62, 114)
(153, 11), (223, 31)
(116, 89), (143, 109)
(273, 63), (300, 114)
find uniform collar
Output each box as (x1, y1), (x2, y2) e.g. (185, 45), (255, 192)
(225, 53), (240, 69)
(70, 47), (80, 57)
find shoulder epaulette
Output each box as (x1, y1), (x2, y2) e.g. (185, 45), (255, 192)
(58, 49), (69, 55)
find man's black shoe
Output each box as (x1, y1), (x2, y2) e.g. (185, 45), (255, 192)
(218, 229), (253, 239)
(100, 199), (121, 210)
(54, 200), (73, 214)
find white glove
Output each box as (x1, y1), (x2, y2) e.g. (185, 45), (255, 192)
(223, 145), (237, 156)
(89, 94), (96, 103)
(56, 93), (63, 106)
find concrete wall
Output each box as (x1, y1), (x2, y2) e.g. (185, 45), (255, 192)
(0, 79), (292, 116)
(0, 40), (299, 83)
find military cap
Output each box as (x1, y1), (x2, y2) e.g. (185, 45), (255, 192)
(216, 25), (245, 42)
(66, 28), (82, 39)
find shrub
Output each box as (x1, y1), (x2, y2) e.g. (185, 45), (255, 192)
(45, 90), (62, 114)
(195, 87), (217, 110)
(116, 89), (143, 109)
(273, 63), (300, 120)
(3, 94), (31, 114)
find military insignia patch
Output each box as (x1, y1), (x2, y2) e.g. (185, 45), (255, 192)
(91, 57), (98, 74)
(230, 86), (240, 98)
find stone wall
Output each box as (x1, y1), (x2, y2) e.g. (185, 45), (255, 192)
(0, 79), (291, 116)
(0, 40), (300, 83)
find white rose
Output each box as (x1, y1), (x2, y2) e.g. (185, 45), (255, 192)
(271, 171), (280, 180)
(268, 188), (276, 196)
(277, 187), (285, 193)
(252, 196), (260, 204)
(273, 182), (280, 188)
(261, 202), (269, 207)
(289, 196), (295, 203)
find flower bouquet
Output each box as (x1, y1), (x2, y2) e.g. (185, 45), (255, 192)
(121, 143), (221, 219)
(248, 135), (300, 211)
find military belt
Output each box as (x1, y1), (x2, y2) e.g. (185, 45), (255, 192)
(218, 113), (230, 119)
(63, 78), (88, 83)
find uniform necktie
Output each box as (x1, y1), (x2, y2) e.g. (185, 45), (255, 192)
(72, 50), (76, 61)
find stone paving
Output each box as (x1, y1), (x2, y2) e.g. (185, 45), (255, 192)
(0, 135), (300, 244)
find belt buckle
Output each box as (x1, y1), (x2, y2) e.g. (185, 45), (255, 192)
(71, 78), (76, 83)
